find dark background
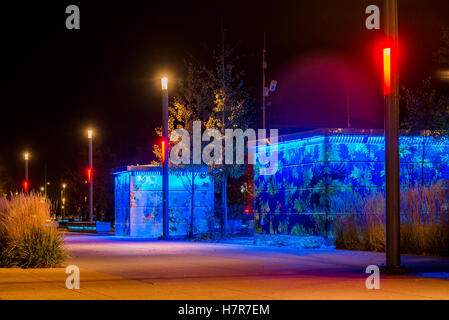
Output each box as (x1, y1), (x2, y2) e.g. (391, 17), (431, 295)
(1, 0), (448, 195)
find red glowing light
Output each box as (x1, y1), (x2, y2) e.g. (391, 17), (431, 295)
(87, 168), (92, 183)
(161, 140), (166, 162)
(23, 181), (29, 193)
(383, 47), (392, 95)
(244, 207), (254, 216)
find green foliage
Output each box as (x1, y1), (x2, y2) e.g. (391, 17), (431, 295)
(153, 45), (256, 235)
(401, 77), (449, 138)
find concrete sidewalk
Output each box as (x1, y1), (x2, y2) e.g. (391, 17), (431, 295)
(0, 234), (448, 300)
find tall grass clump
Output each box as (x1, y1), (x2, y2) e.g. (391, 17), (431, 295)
(0, 192), (68, 268)
(333, 182), (449, 256)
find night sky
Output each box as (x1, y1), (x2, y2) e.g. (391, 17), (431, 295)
(2, 0), (448, 193)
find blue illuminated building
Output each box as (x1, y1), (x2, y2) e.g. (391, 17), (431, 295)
(114, 165), (214, 237)
(254, 129), (449, 236)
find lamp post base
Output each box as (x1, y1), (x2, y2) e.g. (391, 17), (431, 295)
(380, 264), (412, 275)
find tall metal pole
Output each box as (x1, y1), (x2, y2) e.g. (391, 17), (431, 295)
(221, 19), (228, 236)
(88, 130), (93, 223)
(262, 32), (267, 130)
(61, 189), (64, 219)
(25, 160), (28, 183)
(161, 78), (169, 239)
(383, 0), (407, 273)
(24, 153), (29, 193)
(62, 184), (66, 219)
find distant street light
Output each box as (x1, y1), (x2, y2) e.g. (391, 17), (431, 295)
(23, 152), (30, 193)
(161, 77), (168, 90)
(161, 77), (169, 239)
(87, 129), (93, 222)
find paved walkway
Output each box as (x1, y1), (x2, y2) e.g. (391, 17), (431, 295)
(0, 234), (448, 299)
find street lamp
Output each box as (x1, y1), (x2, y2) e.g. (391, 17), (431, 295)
(23, 152), (30, 193)
(161, 77), (169, 239)
(61, 183), (67, 219)
(87, 129), (93, 223)
(161, 77), (168, 90)
(45, 181), (50, 195)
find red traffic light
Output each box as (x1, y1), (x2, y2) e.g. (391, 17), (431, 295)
(161, 139), (166, 163)
(86, 168), (93, 183)
(383, 47), (392, 95)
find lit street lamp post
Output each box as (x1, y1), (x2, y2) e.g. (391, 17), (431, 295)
(88, 129), (93, 223)
(24, 152), (29, 193)
(161, 77), (169, 239)
(44, 182), (50, 196)
(61, 183), (67, 219)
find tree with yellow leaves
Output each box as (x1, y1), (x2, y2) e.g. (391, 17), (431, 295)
(153, 46), (256, 236)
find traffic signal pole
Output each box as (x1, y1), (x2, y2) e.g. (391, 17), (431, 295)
(382, 0), (410, 274)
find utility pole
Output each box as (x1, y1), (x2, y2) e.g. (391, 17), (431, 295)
(382, 0), (409, 274)
(161, 77), (170, 239)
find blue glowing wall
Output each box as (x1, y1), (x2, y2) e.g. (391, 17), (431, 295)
(115, 172), (131, 236)
(114, 167), (214, 237)
(254, 130), (449, 236)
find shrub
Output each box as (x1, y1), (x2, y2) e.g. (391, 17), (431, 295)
(0, 193), (68, 268)
(334, 215), (360, 249)
(333, 182), (449, 256)
(1, 227), (68, 268)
